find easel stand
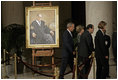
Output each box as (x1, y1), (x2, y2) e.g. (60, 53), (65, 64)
(31, 1), (55, 76)
(32, 48), (55, 72)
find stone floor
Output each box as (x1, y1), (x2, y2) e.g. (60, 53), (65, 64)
(1, 58), (117, 79)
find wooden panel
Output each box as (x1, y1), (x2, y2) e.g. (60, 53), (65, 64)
(32, 50), (53, 56)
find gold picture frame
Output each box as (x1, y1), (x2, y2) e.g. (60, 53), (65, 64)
(25, 6), (59, 48)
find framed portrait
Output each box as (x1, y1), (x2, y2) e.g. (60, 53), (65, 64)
(25, 6), (59, 48)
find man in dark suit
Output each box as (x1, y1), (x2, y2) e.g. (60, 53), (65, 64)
(104, 30), (111, 78)
(59, 22), (75, 79)
(30, 14), (54, 44)
(78, 24), (94, 79)
(95, 21), (108, 79)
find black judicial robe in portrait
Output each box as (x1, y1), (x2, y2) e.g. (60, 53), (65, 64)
(30, 20), (54, 44)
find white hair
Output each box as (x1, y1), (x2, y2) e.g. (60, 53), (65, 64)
(67, 22), (74, 28)
(37, 14), (42, 18)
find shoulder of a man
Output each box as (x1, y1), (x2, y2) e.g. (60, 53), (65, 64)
(31, 20), (37, 25)
(63, 30), (68, 36)
(33, 20), (37, 23)
(82, 30), (89, 37)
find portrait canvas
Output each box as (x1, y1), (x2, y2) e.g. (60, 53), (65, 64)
(25, 6), (59, 48)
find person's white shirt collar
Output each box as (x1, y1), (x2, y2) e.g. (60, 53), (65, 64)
(36, 20), (41, 26)
(100, 29), (104, 35)
(67, 29), (73, 37)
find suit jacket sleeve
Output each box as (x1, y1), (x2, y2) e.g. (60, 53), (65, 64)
(98, 32), (107, 56)
(86, 34), (94, 55)
(63, 32), (73, 53)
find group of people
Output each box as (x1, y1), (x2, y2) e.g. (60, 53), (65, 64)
(59, 21), (111, 79)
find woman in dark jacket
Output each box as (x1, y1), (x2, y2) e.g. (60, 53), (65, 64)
(75, 25), (84, 79)
(95, 21), (108, 79)
(76, 25), (84, 49)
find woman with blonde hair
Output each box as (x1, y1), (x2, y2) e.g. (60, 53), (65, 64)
(75, 25), (84, 78)
(95, 21), (108, 79)
(76, 25), (84, 48)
